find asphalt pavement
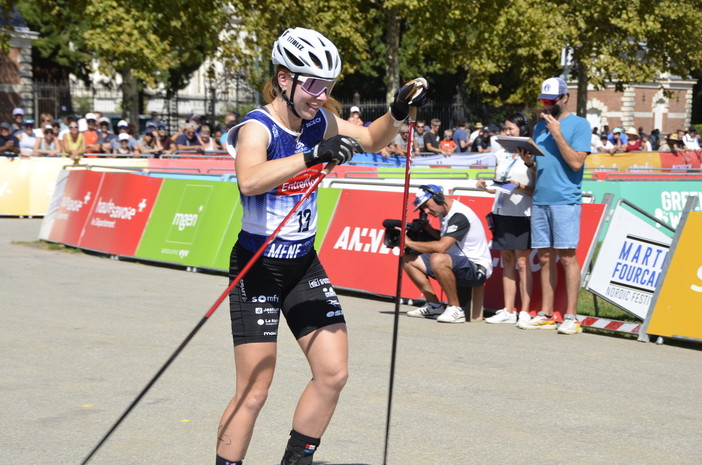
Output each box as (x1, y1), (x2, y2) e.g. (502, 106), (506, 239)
(1, 218), (700, 465)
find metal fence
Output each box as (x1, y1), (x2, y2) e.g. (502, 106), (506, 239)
(336, 99), (468, 128)
(31, 80), (257, 132)
(31, 81), (503, 133)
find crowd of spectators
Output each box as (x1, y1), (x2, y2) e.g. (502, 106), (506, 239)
(5, 104), (701, 161)
(588, 124), (701, 154)
(0, 107), (240, 160)
(363, 107), (702, 159)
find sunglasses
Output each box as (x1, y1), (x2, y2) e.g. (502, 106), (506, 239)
(69, 125), (78, 128)
(291, 74), (336, 97)
(540, 94), (563, 106)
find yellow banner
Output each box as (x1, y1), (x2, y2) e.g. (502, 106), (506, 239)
(646, 211), (702, 341)
(0, 159), (31, 215)
(0, 157), (149, 216)
(587, 152), (662, 171)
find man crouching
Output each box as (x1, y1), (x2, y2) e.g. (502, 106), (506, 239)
(403, 184), (493, 323)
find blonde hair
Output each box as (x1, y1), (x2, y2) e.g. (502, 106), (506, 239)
(263, 66), (341, 117)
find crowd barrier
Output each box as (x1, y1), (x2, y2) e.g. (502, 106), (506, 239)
(38, 169), (608, 314)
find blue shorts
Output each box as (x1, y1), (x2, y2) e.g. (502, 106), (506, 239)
(530, 204), (581, 249)
(420, 253), (486, 287)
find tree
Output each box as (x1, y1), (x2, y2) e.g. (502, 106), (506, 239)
(12, 0), (227, 122)
(556, 0), (702, 116)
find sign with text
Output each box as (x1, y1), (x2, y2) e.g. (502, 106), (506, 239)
(78, 173), (162, 256)
(646, 212), (702, 342)
(136, 179), (239, 268)
(44, 170), (105, 246)
(583, 180), (702, 229)
(586, 204), (672, 319)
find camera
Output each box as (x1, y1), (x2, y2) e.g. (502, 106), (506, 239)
(382, 211), (432, 251)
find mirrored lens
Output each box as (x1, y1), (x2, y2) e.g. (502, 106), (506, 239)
(295, 75), (335, 97)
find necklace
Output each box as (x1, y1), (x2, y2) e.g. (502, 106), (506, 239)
(270, 102), (302, 135)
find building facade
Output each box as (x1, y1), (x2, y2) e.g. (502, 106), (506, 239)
(572, 75), (696, 134)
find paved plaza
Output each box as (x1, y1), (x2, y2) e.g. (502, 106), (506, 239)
(1, 218), (700, 465)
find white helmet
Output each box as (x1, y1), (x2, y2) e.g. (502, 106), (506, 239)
(272, 28), (341, 79)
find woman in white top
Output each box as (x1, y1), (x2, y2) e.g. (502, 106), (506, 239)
(17, 119), (37, 157)
(33, 125), (60, 156)
(476, 112), (535, 325)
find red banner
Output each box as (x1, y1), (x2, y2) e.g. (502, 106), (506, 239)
(659, 151), (702, 170)
(46, 170), (105, 246)
(78, 173), (163, 256)
(320, 191), (605, 314)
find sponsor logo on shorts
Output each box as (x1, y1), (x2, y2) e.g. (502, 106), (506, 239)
(254, 307), (279, 315)
(326, 309), (344, 318)
(327, 299), (341, 308)
(308, 277), (331, 288)
(257, 318), (279, 326)
(263, 331), (277, 336)
(322, 286), (336, 298)
(251, 294), (280, 303)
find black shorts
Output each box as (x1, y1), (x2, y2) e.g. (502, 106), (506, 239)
(228, 242), (345, 346)
(491, 214), (531, 250)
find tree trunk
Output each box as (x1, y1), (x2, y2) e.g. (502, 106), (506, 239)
(576, 62), (588, 118)
(120, 68), (139, 126)
(384, 7), (400, 105)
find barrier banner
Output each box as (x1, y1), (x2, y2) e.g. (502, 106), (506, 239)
(585, 204), (673, 319)
(38, 169), (69, 240)
(44, 170), (105, 245)
(78, 173), (163, 256)
(659, 151), (702, 170)
(147, 157), (235, 175)
(320, 190), (606, 313)
(410, 152), (496, 168)
(586, 152), (663, 172)
(0, 158), (31, 215)
(136, 179), (239, 268)
(645, 212), (702, 341)
(583, 180), (702, 228)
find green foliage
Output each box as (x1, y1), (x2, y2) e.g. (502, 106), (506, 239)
(5, 0), (702, 111)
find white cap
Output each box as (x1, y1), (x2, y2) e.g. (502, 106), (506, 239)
(117, 120), (129, 128)
(85, 112), (96, 121)
(538, 77), (568, 100)
(118, 132), (130, 141)
(350, 106), (361, 114)
(13, 108), (24, 116)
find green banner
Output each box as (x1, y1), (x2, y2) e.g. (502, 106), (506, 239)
(136, 179), (240, 269)
(583, 180), (702, 229)
(315, 188), (342, 250)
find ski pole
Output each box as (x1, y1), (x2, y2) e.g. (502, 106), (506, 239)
(382, 106), (418, 465)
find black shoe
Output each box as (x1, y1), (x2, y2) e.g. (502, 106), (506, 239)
(280, 449), (313, 465)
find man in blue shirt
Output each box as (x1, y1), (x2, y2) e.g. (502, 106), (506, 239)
(452, 119), (469, 153)
(518, 77), (591, 335)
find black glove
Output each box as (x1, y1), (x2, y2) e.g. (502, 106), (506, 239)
(303, 135), (363, 168)
(390, 77), (429, 122)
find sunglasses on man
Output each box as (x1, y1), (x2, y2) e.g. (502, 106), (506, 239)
(540, 94), (564, 106)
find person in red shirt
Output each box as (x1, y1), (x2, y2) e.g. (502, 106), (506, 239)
(624, 127), (643, 152)
(439, 129), (456, 154)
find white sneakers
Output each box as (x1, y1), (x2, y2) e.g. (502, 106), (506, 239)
(485, 309), (532, 325)
(406, 303), (465, 323)
(436, 305), (465, 323)
(485, 308), (516, 324)
(557, 317), (583, 335)
(406, 302), (445, 319)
